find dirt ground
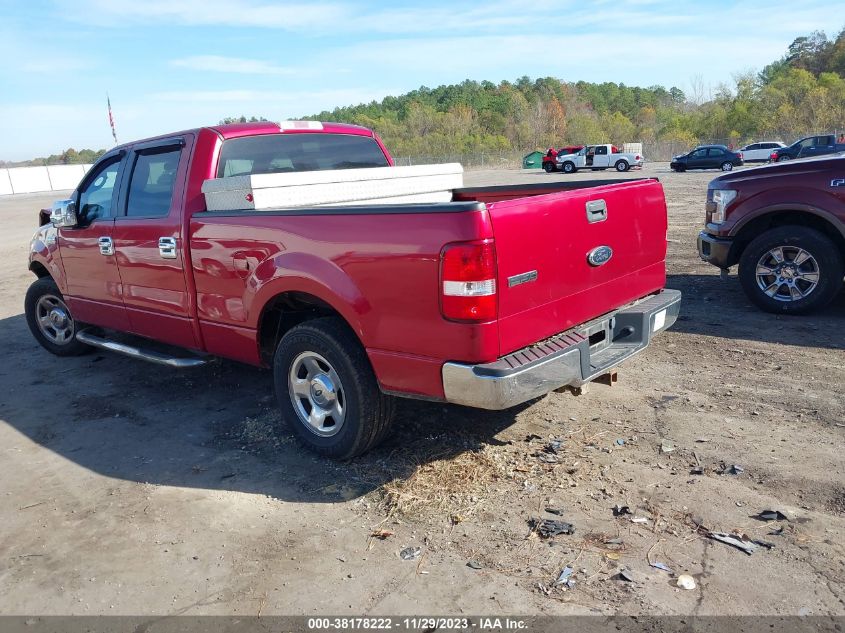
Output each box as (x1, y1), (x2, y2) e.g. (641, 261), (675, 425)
(0, 163), (843, 617)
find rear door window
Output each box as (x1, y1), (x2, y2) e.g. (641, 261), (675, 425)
(708, 148), (725, 157)
(217, 133), (389, 178)
(125, 147), (182, 217)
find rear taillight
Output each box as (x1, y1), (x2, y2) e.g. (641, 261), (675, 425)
(635, 154), (641, 160)
(770, 152), (777, 160)
(440, 239), (497, 322)
(738, 152), (743, 160)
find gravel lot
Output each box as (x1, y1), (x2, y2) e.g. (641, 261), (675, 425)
(0, 163), (842, 616)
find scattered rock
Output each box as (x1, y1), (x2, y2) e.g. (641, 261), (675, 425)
(467, 561), (483, 570)
(677, 574), (696, 590)
(400, 546), (422, 561)
(530, 517), (575, 537)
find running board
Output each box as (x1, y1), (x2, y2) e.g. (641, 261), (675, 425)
(76, 330), (208, 368)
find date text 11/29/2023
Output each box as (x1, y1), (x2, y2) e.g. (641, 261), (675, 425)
(306, 616), (528, 630)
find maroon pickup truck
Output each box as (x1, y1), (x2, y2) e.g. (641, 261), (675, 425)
(27, 121), (680, 458)
(698, 154), (845, 313)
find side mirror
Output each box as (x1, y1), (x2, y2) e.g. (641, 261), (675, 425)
(50, 199), (78, 228)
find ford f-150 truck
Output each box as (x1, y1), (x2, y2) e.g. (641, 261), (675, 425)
(556, 144), (644, 174)
(698, 154), (845, 314)
(27, 121), (680, 458)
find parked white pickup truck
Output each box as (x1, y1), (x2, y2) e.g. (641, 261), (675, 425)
(556, 144), (644, 174)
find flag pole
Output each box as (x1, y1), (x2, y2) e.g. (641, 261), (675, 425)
(107, 94), (118, 145)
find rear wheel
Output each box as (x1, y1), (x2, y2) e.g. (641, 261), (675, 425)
(543, 162), (554, 173)
(720, 161), (733, 171)
(615, 160), (629, 172)
(273, 317), (396, 458)
(777, 155), (790, 162)
(562, 162), (576, 174)
(738, 226), (844, 314)
(25, 277), (91, 356)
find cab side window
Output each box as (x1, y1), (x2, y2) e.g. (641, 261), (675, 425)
(125, 147), (182, 218)
(595, 146), (608, 155)
(77, 159), (120, 225)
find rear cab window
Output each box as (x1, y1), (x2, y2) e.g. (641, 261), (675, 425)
(217, 133), (389, 178)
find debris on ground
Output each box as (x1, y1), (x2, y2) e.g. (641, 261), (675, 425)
(752, 510), (789, 522)
(545, 507), (564, 516)
(718, 462), (744, 475)
(604, 537), (624, 545)
(650, 562), (673, 573)
(370, 529), (394, 539)
(467, 560), (483, 570)
(617, 569), (635, 582)
(525, 434), (542, 442)
(613, 504), (632, 517)
(769, 526), (785, 536)
(660, 440), (676, 454)
(751, 539), (776, 550)
(677, 574), (696, 590)
(632, 517), (650, 524)
(705, 531), (759, 555)
(555, 566), (575, 588)
(616, 438), (626, 446)
(530, 517), (575, 537)
(544, 438), (565, 454)
(535, 453), (559, 464)
(400, 546), (422, 561)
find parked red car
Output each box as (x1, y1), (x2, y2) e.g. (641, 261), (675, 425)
(542, 146), (584, 172)
(28, 121), (680, 457)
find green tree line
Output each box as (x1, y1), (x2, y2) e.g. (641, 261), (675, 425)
(301, 27), (845, 156)
(0, 148), (106, 169)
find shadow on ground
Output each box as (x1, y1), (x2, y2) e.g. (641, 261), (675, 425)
(0, 312), (526, 506)
(666, 272), (844, 349)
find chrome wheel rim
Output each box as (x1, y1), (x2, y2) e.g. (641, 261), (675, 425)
(722, 162), (732, 171)
(755, 246), (820, 302)
(35, 294), (75, 345)
(288, 351), (346, 437)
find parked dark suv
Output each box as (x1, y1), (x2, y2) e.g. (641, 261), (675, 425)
(697, 154), (845, 314)
(671, 145), (744, 172)
(770, 134), (845, 162)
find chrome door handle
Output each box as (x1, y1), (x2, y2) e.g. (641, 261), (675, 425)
(98, 236), (114, 256)
(158, 237), (177, 259)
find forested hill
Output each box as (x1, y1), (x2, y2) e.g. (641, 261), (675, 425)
(305, 28), (845, 156)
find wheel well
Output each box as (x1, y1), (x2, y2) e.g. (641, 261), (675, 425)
(257, 291), (349, 364)
(29, 262), (50, 278)
(730, 211), (845, 266)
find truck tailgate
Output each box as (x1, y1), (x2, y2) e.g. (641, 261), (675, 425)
(488, 179), (667, 356)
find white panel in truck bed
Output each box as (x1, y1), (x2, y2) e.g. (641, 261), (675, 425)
(201, 163), (463, 211)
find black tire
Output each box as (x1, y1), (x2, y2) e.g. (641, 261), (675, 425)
(24, 277), (91, 357)
(543, 162), (554, 173)
(273, 317), (396, 459)
(721, 161), (733, 171)
(778, 155), (790, 162)
(615, 160), (629, 172)
(738, 226), (844, 315)
(562, 161), (576, 174)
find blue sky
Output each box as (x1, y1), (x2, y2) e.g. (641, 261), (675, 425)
(0, 0), (839, 160)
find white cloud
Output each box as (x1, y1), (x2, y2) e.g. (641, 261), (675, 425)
(170, 55), (298, 75)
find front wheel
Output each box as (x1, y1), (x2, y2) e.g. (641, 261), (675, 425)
(721, 161), (733, 171)
(562, 162), (576, 174)
(273, 317), (396, 458)
(615, 160), (629, 172)
(25, 277), (91, 356)
(543, 162), (554, 173)
(738, 226), (844, 314)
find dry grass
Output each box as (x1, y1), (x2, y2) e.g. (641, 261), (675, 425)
(377, 446), (504, 520)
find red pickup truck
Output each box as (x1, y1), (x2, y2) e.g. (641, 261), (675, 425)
(27, 121), (680, 458)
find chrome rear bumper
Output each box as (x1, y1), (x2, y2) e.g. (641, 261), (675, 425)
(442, 289), (681, 410)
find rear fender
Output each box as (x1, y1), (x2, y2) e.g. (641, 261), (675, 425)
(246, 251), (370, 342)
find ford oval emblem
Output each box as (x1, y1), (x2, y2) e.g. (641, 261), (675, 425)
(587, 246), (613, 267)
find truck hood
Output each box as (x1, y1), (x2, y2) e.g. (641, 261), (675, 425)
(709, 153), (844, 189)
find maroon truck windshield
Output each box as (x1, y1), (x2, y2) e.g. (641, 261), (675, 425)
(217, 133), (390, 178)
